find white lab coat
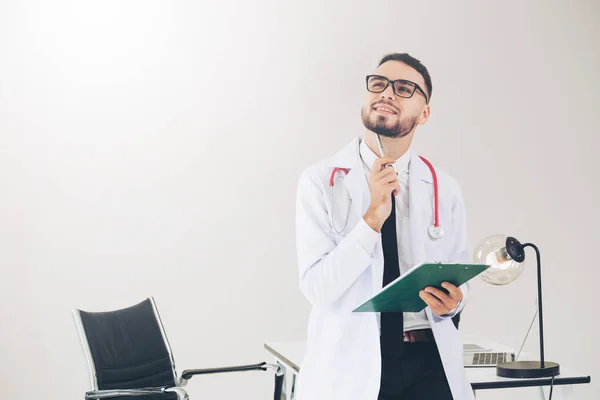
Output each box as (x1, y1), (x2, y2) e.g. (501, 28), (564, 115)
(295, 137), (475, 400)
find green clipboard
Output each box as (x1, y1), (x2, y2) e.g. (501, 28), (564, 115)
(352, 262), (490, 313)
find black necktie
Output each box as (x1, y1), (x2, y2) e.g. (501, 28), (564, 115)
(380, 194), (404, 359)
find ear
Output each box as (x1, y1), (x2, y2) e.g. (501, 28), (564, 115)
(418, 104), (431, 125)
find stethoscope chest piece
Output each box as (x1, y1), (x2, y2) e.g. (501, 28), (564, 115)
(428, 224), (445, 240)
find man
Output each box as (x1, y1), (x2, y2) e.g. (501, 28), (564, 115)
(295, 53), (474, 400)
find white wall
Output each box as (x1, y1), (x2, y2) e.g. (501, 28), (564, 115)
(1, 1), (598, 399)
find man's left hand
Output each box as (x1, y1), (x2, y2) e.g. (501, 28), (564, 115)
(419, 282), (463, 316)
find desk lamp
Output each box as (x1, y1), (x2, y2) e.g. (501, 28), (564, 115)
(473, 234), (560, 378)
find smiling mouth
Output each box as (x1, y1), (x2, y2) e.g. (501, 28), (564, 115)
(372, 105), (398, 115)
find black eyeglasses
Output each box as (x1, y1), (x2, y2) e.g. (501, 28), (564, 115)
(366, 75), (429, 103)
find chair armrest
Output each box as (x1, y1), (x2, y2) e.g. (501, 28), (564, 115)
(181, 361), (271, 380)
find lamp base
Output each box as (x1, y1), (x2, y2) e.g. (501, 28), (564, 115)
(496, 361), (560, 378)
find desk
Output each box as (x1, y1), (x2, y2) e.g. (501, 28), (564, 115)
(264, 339), (590, 400)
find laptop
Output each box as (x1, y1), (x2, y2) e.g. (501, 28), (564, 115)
(463, 343), (515, 368)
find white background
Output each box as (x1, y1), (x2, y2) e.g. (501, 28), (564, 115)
(1, 1), (598, 399)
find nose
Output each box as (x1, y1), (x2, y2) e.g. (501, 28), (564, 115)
(381, 83), (396, 100)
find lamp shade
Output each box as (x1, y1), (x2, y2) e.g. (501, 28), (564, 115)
(473, 234), (525, 285)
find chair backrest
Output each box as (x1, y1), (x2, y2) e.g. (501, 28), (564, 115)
(73, 297), (179, 394)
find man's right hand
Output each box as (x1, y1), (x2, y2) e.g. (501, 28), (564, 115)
(363, 157), (399, 233)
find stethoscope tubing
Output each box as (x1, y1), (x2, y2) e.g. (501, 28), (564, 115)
(328, 156), (442, 238)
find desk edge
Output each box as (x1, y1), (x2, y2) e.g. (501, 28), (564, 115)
(264, 343), (300, 373)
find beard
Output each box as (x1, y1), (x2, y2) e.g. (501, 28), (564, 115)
(361, 105), (419, 139)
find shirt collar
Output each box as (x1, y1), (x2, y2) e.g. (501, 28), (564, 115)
(359, 137), (412, 173)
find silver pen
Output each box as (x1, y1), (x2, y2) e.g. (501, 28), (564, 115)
(376, 134), (393, 168)
(376, 134), (386, 157)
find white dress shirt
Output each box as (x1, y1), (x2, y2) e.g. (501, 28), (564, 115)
(359, 139), (430, 331)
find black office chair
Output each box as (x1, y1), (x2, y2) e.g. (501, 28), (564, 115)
(72, 297), (283, 400)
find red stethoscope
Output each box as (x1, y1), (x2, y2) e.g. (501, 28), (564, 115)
(328, 138), (443, 240)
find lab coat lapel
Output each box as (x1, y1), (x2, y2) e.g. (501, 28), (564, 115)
(344, 164), (370, 219)
(408, 153), (434, 267)
(327, 138), (370, 218)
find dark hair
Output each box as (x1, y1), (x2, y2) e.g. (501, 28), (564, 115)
(378, 53), (432, 102)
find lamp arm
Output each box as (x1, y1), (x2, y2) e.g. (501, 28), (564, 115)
(522, 242), (545, 369)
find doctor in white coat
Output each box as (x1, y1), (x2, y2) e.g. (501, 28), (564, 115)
(295, 53), (475, 400)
